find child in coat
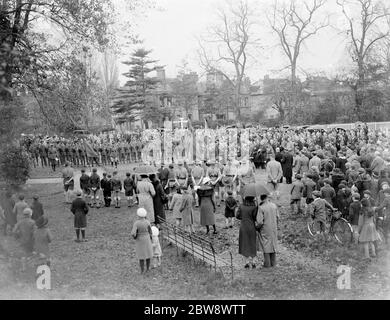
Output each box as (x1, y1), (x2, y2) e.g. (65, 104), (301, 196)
(170, 188), (183, 227)
(151, 226), (162, 268)
(359, 198), (380, 259)
(224, 191), (237, 229)
(13, 208), (35, 270)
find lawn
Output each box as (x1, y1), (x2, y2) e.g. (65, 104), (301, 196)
(0, 166), (389, 300)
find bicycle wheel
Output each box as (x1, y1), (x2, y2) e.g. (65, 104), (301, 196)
(376, 228), (387, 251)
(332, 218), (353, 245)
(307, 219), (324, 237)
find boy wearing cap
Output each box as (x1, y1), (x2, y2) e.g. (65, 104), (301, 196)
(320, 179), (336, 206)
(349, 193), (362, 244)
(310, 191), (336, 240)
(13, 194), (29, 221)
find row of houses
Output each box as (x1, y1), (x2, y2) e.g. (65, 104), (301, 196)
(116, 67), (354, 131)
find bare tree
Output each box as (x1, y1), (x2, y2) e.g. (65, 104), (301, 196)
(198, 0), (258, 120)
(337, 0), (390, 120)
(268, 0), (329, 86)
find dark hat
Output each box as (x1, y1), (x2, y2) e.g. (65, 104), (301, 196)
(338, 183), (346, 189)
(103, 173), (107, 176)
(295, 174), (302, 180)
(92, 168), (97, 172)
(126, 172), (131, 176)
(76, 190), (82, 197)
(33, 195), (39, 200)
(81, 169), (86, 173)
(36, 215), (48, 229)
(227, 190), (233, 195)
(107, 175), (112, 178)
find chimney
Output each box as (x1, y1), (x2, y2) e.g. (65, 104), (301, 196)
(156, 66), (166, 82)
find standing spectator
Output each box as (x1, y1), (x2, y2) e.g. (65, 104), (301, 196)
(70, 191), (89, 243)
(275, 147), (283, 183)
(33, 216), (53, 266)
(359, 198), (380, 259)
(320, 179), (336, 206)
(124, 173), (136, 207)
(62, 162), (74, 204)
(13, 208), (35, 260)
(170, 188), (183, 227)
(137, 174), (156, 223)
(111, 171), (122, 209)
(180, 187), (195, 233)
(13, 194), (29, 221)
(349, 193), (362, 244)
(2, 191), (16, 235)
(150, 174), (167, 227)
(257, 194), (279, 268)
(281, 148), (294, 184)
(290, 174), (304, 215)
(310, 191), (336, 241)
(131, 208), (153, 274)
(31, 195), (44, 222)
(79, 169), (91, 204)
(236, 195), (258, 269)
(266, 154), (283, 199)
(90, 168), (101, 208)
(0, 205), (5, 236)
(224, 190), (237, 229)
(48, 144), (58, 172)
(101, 173), (112, 207)
(197, 178), (217, 235)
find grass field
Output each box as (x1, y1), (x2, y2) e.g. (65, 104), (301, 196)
(1, 165), (389, 299)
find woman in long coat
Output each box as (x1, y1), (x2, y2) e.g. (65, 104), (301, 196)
(197, 178), (217, 234)
(150, 174), (166, 226)
(180, 187), (194, 233)
(137, 174), (156, 224)
(236, 196), (258, 269)
(257, 194), (280, 268)
(238, 160), (256, 200)
(131, 208), (153, 273)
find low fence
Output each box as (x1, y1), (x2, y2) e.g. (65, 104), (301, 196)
(159, 218), (234, 279)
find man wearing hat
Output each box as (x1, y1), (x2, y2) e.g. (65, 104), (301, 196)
(31, 195), (44, 222)
(111, 171), (122, 208)
(90, 168), (101, 208)
(309, 190), (336, 239)
(70, 191), (89, 242)
(222, 159), (237, 199)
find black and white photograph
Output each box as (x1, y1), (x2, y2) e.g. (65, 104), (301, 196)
(1, 0), (390, 302)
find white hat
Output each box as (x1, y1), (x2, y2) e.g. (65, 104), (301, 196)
(151, 226), (159, 237)
(137, 208), (147, 218)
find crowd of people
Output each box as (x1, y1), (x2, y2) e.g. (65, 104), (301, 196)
(3, 123), (390, 272)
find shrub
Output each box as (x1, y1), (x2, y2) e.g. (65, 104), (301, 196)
(0, 145), (30, 187)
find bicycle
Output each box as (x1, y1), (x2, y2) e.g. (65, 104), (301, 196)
(375, 213), (388, 250)
(307, 209), (353, 245)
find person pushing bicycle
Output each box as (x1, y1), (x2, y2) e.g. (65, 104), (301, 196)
(309, 190), (337, 240)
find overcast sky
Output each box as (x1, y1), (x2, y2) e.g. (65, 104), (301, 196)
(117, 0), (356, 83)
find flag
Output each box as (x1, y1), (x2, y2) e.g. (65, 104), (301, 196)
(83, 140), (99, 158)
